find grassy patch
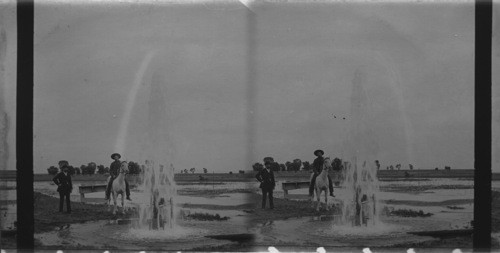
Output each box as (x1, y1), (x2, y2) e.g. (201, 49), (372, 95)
(390, 208), (433, 217)
(446, 205), (465, 210)
(186, 212), (230, 221)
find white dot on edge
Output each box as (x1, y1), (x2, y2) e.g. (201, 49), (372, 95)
(316, 247), (326, 253)
(407, 248), (416, 253)
(56, 251), (63, 253)
(268, 246), (280, 253)
(362, 248), (372, 253)
(452, 249), (463, 253)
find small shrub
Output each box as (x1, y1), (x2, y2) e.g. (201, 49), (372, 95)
(187, 212), (230, 221)
(390, 209), (433, 217)
(446, 206), (465, 210)
(47, 166), (59, 175)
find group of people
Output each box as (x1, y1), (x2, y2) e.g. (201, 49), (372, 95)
(255, 149), (335, 209)
(52, 153), (132, 214)
(53, 149), (334, 213)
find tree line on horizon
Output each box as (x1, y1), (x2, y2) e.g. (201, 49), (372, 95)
(252, 157), (452, 172)
(252, 156), (345, 172)
(46, 162), (224, 175)
(383, 164), (450, 170)
(46, 161), (143, 175)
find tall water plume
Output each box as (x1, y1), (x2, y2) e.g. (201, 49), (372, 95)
(338, 69), (381, 227)
(137, 69), (177, 230)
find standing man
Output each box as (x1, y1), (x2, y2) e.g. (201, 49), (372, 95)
(255, 161), (275, 209)
(105, 153), (131, 201)
(53, 161), (72, 213)
(309, 149), (334, 197)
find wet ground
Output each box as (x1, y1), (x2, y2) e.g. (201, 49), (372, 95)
(250, 209), (472, 247)
(247, 178), (477, 249)
(1, 178), (500, 250)
(30, 181), (253, 250)
(36, 219), (249, 250)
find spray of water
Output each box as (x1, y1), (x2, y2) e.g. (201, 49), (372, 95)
(337, 69), (381, 227)
(134, 60), (178, 231)
(338, 158), (380, 227)
(114, 50), (157, 155)
(374, 52), (415, 167)
(138, 162), (177, 230)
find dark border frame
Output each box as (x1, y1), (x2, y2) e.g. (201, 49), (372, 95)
(14, 0), (493, 251)
(16, 0), (34, 249)
(473, 0), (492, 250)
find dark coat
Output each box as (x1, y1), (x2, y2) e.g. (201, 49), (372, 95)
(255, 168), (275, 190)
(313, 156), (325, 173)
(109, 160), (121, 178)
(53, 172), (73, 193)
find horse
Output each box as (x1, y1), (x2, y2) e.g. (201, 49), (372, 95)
(108, 161), (129, 215)
(313, 157), (333, 211)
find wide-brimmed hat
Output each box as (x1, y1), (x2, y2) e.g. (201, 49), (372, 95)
(314, 149), (324, 156)
(111, 153), (121, 159)
(58, 160), (69, 166)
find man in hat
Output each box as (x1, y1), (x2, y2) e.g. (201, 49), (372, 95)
(53, 163), (73, 213)
(105, 153), (131, 201)
(309, 149), (334, 197)
(255, 161), (275, 209)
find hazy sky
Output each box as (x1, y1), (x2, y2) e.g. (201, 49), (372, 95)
(26, 1), (480, 173)
(493, 2), (500, 175)
(0, 1), (17, 172)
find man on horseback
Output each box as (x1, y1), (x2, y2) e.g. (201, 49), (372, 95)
(309, 149), (334, 197)
(105, 153), (131, 201)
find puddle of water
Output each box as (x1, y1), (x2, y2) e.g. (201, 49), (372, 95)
(36, 219), (247, 250)
(130, 192), (250, 206)
(253, 214), (469, 247)
(386, 178), (473, 187)
(0, 189), (16, 201)
(179, 181), (249, 191)
(125, 226), (206, 240)
(264, 179), (474, 203)
(382, 188), (473, 201)
(326, 223), (408, 236)
(177, 193), (250, 206)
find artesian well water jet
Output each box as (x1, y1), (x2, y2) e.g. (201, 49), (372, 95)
(138, 162), (176, 230)
(136, 68), (178, 231)
(338, 159), (380, 227)
(337, 69), (381, 227)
